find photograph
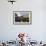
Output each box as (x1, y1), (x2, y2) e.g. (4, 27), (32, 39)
(13, 11), (32, 25)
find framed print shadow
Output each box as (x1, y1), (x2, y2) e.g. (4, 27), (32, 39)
(13, 11), (32, 25)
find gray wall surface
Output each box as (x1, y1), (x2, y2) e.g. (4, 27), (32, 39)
(0, 0), (46, 42)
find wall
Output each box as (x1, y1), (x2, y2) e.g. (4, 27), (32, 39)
(0, 0), (46, 41)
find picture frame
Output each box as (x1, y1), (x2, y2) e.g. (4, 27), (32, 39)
(13, 11), (32, 25)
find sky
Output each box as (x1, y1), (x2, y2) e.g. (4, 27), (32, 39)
(16, 12), (29, 17)
(20, 12), (29, 16)
(0, 0), (46, 42)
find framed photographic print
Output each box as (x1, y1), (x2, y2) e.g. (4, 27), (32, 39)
(13, 11), (32, 25)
